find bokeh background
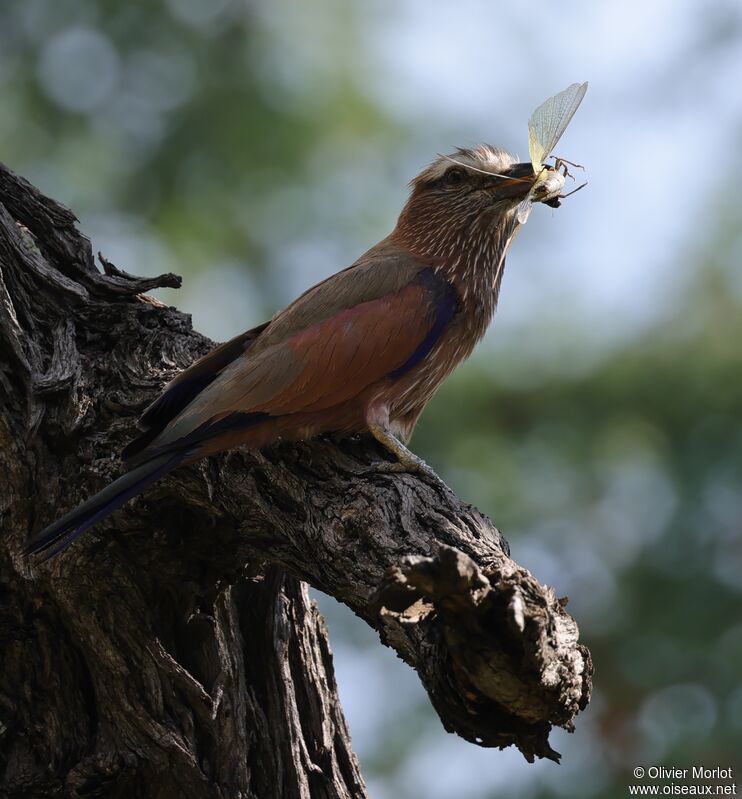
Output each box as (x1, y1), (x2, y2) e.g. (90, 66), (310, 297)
(2, 1), (741, 796)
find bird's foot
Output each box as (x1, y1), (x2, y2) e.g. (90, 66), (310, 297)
(366, 452), (435, 477)
(365, 424), (440, 482)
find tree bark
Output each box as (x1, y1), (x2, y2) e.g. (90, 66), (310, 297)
(0, 163), (592, 798)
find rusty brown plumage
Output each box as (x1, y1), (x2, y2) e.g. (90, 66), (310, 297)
(28, 144), (567, 558)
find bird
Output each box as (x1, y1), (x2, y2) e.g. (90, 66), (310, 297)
(26, 144), (570, 560)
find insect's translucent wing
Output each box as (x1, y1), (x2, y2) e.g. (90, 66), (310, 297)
(528, 82), (588, 172)
(516, 197), (533, 225)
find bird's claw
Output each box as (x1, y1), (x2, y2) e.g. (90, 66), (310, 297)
(360, 452), (442, 484)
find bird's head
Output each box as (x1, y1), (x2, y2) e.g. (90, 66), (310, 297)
(393, 144), (564, 268)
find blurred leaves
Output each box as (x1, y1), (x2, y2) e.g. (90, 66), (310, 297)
(0, 0), (404, 333)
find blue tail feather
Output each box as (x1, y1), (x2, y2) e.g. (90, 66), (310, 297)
(26, 451), (184, 561)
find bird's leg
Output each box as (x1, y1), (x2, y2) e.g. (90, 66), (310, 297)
(366, 423), (437, 478)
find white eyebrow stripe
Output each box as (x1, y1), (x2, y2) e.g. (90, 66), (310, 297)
(415, 144), (517, 184)
(438, 154), (531, 183)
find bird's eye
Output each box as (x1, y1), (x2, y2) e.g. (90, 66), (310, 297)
(445, 168), (466, 185)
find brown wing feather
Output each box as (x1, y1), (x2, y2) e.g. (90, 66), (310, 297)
(143, 267), (449, 455)
(249, 239), (426, 355)
(128, 242), (451, 460)
(265, 281), (428, 414)
(122, 322), (268, 463)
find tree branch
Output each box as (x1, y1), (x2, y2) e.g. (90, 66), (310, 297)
(0, 162), (591, 796)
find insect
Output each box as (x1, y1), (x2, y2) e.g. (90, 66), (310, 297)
(526, 81), (588, 210)
(435, 82), (588, 223)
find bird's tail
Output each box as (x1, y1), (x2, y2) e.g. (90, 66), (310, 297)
(25, 451), (184, 561)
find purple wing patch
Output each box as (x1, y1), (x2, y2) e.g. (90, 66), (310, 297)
(389, 268), (457, 378)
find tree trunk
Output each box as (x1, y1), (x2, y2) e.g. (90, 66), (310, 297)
(0, 163), (592, 798)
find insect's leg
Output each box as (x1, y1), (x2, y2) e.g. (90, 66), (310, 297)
(557, 181), (588, 199)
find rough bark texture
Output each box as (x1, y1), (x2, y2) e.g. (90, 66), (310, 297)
(0, 163), (592, 798)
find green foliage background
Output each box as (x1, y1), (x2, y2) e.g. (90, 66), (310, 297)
(2, 1), (740, 796)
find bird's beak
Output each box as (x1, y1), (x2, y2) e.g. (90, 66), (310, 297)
(488, 162), (537, 201)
